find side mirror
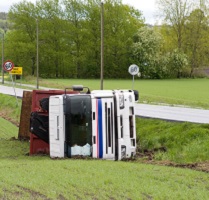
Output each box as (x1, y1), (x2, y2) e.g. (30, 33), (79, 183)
(72, 85), (84, 91)
(64, 85), (90, 94)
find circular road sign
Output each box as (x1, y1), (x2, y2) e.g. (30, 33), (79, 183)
(3, 60), (14, 72)
(128, 64), (139, 76)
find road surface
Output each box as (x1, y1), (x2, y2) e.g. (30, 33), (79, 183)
(0, 84), (209, 124)
(135, 103), (209, 124)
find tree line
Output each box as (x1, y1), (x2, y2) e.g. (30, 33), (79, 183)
(4, 0), (143, 79)
(1, 0), (209, 79)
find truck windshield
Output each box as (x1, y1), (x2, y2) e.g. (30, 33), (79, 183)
(65, 95), (92, 157)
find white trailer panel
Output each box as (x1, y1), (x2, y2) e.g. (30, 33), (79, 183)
(113, 90), (136, 160)
(49, 96), (65, 158)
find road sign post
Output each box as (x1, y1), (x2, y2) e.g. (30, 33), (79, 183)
(9, 67), (23, 86)
(9, 67), (23, 75)
(128, 64), (139, 90)
(3, 60), (19, 107)
(3, 60), (14, 72)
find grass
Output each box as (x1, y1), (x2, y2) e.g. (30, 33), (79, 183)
(13, 77), (209, 108)
(0, 118), (19, 139)
(0, 94), (21, 124)
(0, 94), (209, 199)
(1, 77), (209, 198)
(1, 159), (209, 199)
(0, 120), (209, 199)
(136, 118), (209, 164)
(0, 118), (28, 158)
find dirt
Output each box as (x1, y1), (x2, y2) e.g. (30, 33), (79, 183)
(1, 115), (209, 173)
(139, 159), (209, 173)
(17, 185), (51, 200)
(135, 148), (209, 173)
(0, 111), (19, 127)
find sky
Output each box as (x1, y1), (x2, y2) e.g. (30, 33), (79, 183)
(0, 0), (158, 24)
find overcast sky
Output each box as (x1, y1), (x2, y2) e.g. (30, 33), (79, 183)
(0, 0), (158, 24)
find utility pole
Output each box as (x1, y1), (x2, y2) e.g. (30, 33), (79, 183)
(1, 33), (4, 84)
(36, 19), (39, 89)
(100, 1), (104, 90)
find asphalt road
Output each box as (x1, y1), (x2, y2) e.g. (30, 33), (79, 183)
(135, 103), (209, 124)
(0, 84), (209, 124)
(0, 84), (30, 98)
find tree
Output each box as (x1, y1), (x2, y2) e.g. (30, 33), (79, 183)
(167, 49), (188, 78)
(6, 0), (145, 79)
(156, 0), (194, 49)
(8, 1), (38, 75)
(132, 26), (163, 78)
(104, 0), (143, 78)
(62, 0), (87, 78)
(184, 8), (209, 76)
(36, 0), (64, 78)
(81, 0), (101, 78)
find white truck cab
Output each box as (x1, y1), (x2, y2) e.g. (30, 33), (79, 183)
(49, 87), (138, 160)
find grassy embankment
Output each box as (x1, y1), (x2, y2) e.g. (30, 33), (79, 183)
(0, 79), (209, 198)
(0, 94), (21, 125)
(137, 118), (209, 164)
(0, 117), (209, 199)
(14, 77), (209, 108)
(1, 92), (209, 163)
(1, 78), (209, 164)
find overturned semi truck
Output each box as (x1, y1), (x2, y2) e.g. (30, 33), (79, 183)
(30, 86), (138, 160)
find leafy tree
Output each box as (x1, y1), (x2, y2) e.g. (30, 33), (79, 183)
(184, 8), (209, 76)
(36, 0), (64, 78)
(166, 49), (188, 78)
(62, 0), (88, 78)
(6, 0), (144, 79)
(104, 0), (143, 78)
(156, 0), (194, 50)
(7, 1), (38, 75)
(132, 26), (163, 78)
(83, 0), (144, 79)
(156, 0), (209, 78)
(83, 0), (101, 78)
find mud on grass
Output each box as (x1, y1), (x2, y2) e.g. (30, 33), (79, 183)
(0, 110), (19, 127)
(1, 186), (52, 200)
(1, 115), (209, 174)
(0, 94), (21, 126)
(136, 118), (209, 171)
(135, 148), (209, 173)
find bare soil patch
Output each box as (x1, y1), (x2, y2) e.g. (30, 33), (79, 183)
(0, 111), (19, 127)
(17, 185), (51, 200)
(1, 116), (208, 173)
(135, 149), (209, 173)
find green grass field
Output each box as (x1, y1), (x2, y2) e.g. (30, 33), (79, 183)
(15, 77), (209, 108)
(1, 78), (209, 199)
(0, 94), (21, 124)
(0, 118), (209, 200)
(136, 118), (209, 164)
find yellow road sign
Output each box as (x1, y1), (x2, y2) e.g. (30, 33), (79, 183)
(9, 67), (23, 75)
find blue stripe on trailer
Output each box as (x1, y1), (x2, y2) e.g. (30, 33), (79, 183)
(96, 100), (99, 158)
(98, 99), (103, 158)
